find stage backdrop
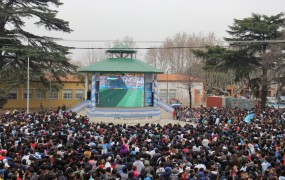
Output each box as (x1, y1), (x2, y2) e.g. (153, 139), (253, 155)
(99, 74), (144, 107)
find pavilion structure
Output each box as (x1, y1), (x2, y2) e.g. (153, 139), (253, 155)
(77, 44), (164, 122)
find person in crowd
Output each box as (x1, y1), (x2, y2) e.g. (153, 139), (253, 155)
(0, 106), (285, 179)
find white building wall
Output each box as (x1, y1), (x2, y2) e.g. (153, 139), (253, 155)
(157, 81), (204, 106)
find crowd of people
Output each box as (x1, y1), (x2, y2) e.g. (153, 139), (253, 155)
(0, 106), (285, 179)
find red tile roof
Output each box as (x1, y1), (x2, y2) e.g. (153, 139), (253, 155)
(44, 74), (82, 83)
(157, 74), (201, 82)
(59, 74), (82, 82)
(47, 74), (201, 83)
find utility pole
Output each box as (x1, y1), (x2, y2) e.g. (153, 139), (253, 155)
(27, 39), (30, 114)
(166, 69), (172, 104)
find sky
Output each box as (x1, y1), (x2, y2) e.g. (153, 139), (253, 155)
(25, 0), (285, 61)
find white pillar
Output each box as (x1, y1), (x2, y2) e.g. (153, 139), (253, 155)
(154, 74), (158, 107)
(91, 74), (96, 107)
(85, 73), (88, 101)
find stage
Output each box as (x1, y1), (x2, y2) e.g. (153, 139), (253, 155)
(86, 107), (161, 123)
(73, 44), (165, 124)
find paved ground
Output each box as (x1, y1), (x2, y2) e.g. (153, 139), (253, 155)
(78, 108), (199, 126)
(77, 108), (195, 126)
(0, 108), (196, 127)
(85, 115), (195, 126)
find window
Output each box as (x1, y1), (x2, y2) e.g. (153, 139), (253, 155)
(23, 89), (32, 100)
(63, 89), (72, 100)
(49, 89), (58, 100)
(169, 89), (176, 99)
(75, 89), (84, 100)
(36, 89), (46, 100)
(8, 89), (17, 99)
(159, 89), (176, 103)
(159, 89), (167, 102)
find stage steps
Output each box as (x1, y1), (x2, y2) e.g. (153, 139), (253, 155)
(160, 108), (172, 119)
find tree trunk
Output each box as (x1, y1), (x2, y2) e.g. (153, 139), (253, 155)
(260, 67), (268, 109)
(0, 23), (5, 69)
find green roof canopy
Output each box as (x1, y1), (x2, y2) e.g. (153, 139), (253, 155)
(78, 58), (164, 74)
(79, 44), (163, 74)
(106, 44), (137, 54)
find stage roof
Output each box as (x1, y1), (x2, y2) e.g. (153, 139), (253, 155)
(78, 58), (164, 74)
(106, 44), (137, 54)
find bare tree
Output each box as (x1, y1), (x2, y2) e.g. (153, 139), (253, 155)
(262, 45), (285, 99)
(145, 47), (159, 68)
(183, 62), (204, 108)
(204, 71), (230, 95)
(80, 36), (136, 66)
(0, 89), (8, 109)
(144, 32), (219, 73)
(80, 49), (106, 66)
(113, 36), (136, 48)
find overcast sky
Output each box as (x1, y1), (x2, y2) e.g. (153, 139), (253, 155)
(27, 0), (285, 61)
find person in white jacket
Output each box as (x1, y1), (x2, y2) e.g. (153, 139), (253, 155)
(133, 156), (144, 175)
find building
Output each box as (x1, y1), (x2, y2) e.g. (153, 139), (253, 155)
(157, 74), (205, 107)
(1, 75), (85, 110)
(1, 73), (205, 110)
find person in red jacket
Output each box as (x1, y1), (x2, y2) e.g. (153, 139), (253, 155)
(173, 109), (177, 120)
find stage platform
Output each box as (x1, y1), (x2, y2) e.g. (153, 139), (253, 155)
(86, 107), (160, 123)
(68, 100), (175, 124)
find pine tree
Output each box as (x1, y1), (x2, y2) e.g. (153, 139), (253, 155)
(0, 0), (77, 89)
(193, 13), (285, 108)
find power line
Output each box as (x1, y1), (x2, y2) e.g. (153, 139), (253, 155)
(0, 37), (166, 43)
(70, 46), (206, 50)
(1, 36), (285, 44)
(1, 37), (285, 51)
(0, 46), (207, 52)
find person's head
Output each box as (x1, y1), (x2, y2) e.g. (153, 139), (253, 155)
(270, 168), (276, 175)
(123, 166), (128, 173)
(144, 160), (150, 167)
(128, 172), (134, 178)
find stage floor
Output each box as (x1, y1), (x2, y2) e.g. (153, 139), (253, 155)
(86, 106), (160, 122)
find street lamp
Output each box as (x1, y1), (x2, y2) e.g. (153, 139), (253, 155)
(27, 39), (30, 114)
(277, 73), (281, 109)
(273, 61), (282, 109)
(166, 69), (172, 104)
(50, 78), (52, 110)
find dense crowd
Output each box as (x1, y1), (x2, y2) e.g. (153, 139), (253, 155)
(0, 106), (285, 180)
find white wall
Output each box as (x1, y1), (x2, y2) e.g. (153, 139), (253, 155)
(157, 81), (203, 106)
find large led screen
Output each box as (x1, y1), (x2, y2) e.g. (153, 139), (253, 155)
(99, 74), (144, 107)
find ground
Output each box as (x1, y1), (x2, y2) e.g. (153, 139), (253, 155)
(77, 108), (194, 126)
(0, 108), (195, 126)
